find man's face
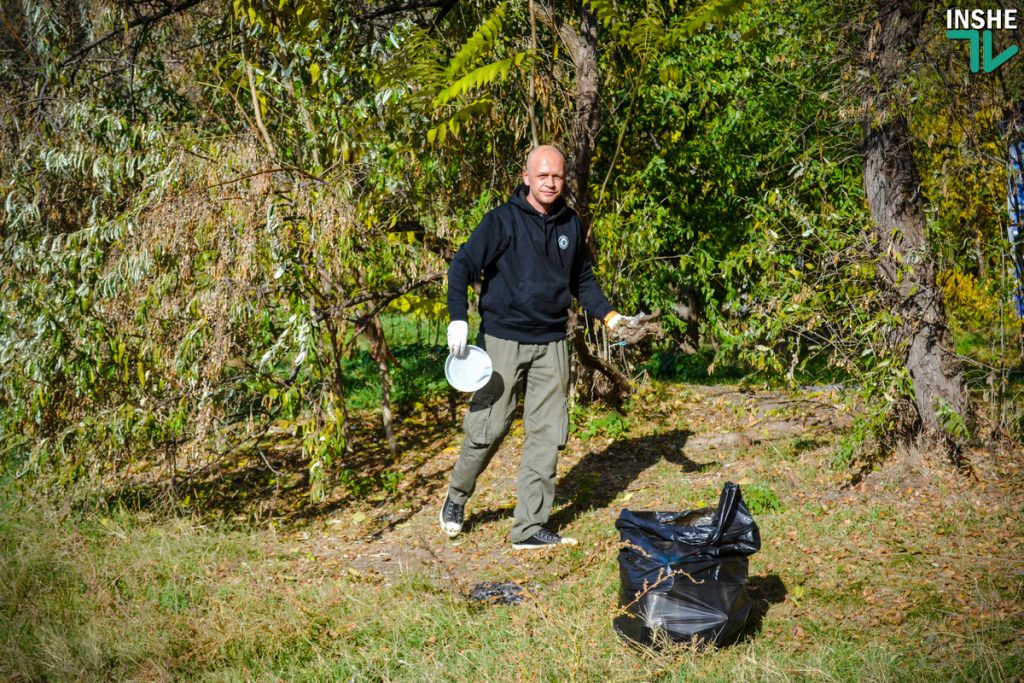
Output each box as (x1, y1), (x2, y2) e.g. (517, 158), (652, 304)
(522, 149), (565, 213)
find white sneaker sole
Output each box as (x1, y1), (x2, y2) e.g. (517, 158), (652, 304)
(439, 506), (462, 538)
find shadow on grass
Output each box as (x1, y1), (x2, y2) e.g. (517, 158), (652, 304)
(100, 396), (457, 527)
(549, 428), (713, 531)
(461, 503), (516, 534)
(462, 429), (714, 535)
(740, 573), (788, 641)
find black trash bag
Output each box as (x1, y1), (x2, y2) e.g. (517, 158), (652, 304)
(613, 481), (761, 647)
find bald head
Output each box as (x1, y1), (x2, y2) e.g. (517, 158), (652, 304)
(525, 145), (565, 173)
(522, 145), (566, 214)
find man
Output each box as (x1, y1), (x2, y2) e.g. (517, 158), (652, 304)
(441, 145), (634, 549)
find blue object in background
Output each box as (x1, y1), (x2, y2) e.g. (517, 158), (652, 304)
(1009, 138), (1024, 316)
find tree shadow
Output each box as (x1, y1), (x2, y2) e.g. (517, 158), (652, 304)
(462, 503), (516, 534)
(99, 397), (456, 527)
(549, 428), (714, 531)
(739, 573), (788, 641)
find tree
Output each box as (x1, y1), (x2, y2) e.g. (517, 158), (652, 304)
(858, 0), (974, 455)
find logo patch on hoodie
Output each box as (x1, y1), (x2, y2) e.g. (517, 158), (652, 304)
(558, 235), (569, 250)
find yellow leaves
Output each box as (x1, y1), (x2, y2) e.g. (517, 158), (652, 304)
(309, 62), (320, 83)
(233, 0), (325, 37)
(387, 293), (446, 320)
(385, 229), (416, 247)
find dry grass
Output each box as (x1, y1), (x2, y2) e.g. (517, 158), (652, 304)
(2, 381), (1022, 682)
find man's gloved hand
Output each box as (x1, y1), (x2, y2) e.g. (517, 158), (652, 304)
(606, 313), (640, 330)
(607, 311), (661, 344)
(447, 320), (469, 358)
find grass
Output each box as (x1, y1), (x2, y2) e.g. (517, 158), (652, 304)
(2, 354), (1023, 681)
(344, 313), (483, 411)
(3, 499), (1019, 682)
(3, 446), (1022, 680)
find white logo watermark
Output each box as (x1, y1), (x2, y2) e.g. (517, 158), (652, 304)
(945, 8), (1020, 73)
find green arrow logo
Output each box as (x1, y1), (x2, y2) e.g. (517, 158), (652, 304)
(947, 29), (1020, 73)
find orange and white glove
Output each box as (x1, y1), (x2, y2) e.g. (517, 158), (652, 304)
(605, 312), (639, 330)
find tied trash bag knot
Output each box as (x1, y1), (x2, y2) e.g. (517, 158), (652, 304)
(613, 481), (761, 647)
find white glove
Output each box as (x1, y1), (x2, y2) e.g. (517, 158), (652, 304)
(607, 313), (640, 330)
(447, 320), (469, 358)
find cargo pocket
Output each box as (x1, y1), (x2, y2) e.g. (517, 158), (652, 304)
(463, 372), (504, 448)
(463, 401), (494, 448)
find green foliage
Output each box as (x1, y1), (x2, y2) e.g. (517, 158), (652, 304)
(432, 52), (530, 110)
(339, 468), (403, 499)
(741, 482), (782, 515)
(935, 398), (972, 443)
(443, 1), (508, 79)
(585, 0), (749, 55)
(593, 0), (871, 381)
(676, 0), (749, 35)
(641, 348), (747, 383)
(574, 408), (630, 441)
(0, 0), (475, 501)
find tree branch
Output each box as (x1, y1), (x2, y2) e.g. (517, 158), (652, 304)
(244, 49), (278, 159)
(318, 271), (446, 322)
(358, 0), (450, 22)
(60, 0), (208, 74)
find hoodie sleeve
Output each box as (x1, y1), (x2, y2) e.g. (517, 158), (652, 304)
(447, 211), (508, 322)
(571, 231), (615, 321)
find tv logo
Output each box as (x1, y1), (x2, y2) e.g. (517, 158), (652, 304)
(945, 8), (1020, 73)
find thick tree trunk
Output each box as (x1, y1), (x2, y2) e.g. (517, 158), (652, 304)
(539, 1), (629, 405)
(565, 3), (600, 247)
(536, 1), (600, 249)
(861, 2), (974, 450)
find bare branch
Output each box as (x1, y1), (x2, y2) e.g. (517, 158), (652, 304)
(358, 0), (451, 22)
(60, 0), (208, 74)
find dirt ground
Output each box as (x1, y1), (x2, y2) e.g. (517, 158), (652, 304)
(156, 379), (1023, 654)
(273, 384), (865, 588)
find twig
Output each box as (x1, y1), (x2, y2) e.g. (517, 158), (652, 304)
(244, 46), (277, 159)
(61, 0), (208, 79)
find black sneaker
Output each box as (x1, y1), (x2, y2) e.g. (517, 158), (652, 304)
(439, 495), (465, 538)
(511, 528), (578, 550)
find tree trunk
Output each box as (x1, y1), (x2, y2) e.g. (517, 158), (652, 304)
(861, 1), (974, 451)
(364, 314), (397, 458)
(536, 1), (600, 250)
(538, 1), (629, 406)
(323, 317), (353, 455)
(564, 2), (600, 250)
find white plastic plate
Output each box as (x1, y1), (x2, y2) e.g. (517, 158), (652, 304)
(445, 345), (493, 392)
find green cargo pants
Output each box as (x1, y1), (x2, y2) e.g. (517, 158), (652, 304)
(447, 334), (570, 544)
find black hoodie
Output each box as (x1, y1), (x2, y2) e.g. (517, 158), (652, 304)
(447, 185), (614, 343)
